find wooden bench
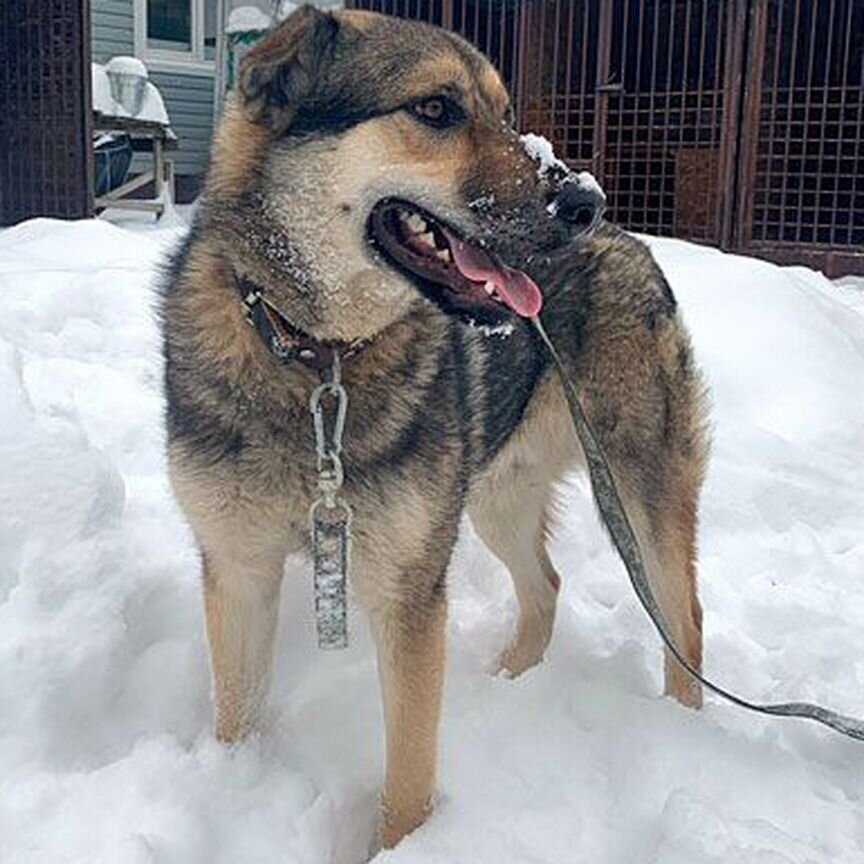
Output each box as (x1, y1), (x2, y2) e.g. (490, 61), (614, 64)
(92, 112), (178, 218)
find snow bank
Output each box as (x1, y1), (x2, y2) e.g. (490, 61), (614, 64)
(0, 216), (862, 863)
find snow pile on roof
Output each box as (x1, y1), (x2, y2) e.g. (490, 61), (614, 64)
(227, 5), (273, 33)
(92, 62), (170, 126)
(0, 214), (862, 862)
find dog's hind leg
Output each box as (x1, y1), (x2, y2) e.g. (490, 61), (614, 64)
(655, 489), (704, 710)
(611, 464), (704, 709)
(578, 322), (707, 709)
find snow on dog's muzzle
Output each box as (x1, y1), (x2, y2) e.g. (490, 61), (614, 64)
(521, 132), (606, 239)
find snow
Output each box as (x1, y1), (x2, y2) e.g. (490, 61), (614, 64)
(573, 170), (604, 198)
(1, 213), (863, 863)
(136, 85), (171, 126)
(92, 63), (171, 126)
(227, 6), (273, 33)
(105, 56), (149, 78)
(277, 0), (300, 17)
(521, 133), (605, 212)
(91, 64), (116, 116)
(521, 132), (569, 176)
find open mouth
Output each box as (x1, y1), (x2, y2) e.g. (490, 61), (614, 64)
(367, 199), (543, 322)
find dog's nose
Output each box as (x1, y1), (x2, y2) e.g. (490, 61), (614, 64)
(552, 179), (605, 235)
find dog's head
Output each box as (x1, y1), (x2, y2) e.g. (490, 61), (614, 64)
(206, 5), (604, 341)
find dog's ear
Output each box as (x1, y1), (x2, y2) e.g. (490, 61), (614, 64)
(238, 5), (339, 135)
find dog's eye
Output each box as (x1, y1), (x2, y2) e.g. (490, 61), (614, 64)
(410, 97), (464, 130)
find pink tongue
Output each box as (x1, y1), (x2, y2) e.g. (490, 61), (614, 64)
(443, 230), (543, 318)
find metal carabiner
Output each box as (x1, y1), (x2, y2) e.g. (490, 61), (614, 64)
(310, 370), (348, 461)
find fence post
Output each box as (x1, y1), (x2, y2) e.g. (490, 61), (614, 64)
(732, 0), (766, 254)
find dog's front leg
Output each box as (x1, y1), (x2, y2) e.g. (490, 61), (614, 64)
(201, 539), (287, 743)
(371, 586), (446, 849)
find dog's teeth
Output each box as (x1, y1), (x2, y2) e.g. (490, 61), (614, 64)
(405, 213), (426, 233)
(436, 249), (451, 262)
(483, 281), (495, 295)
(418, 232), (435, 247)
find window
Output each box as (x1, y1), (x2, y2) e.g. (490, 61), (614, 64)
(134, 0), (218, 73)
(147, 0), (192, 52)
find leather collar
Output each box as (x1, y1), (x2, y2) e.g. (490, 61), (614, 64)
(235, 273), (365, 375)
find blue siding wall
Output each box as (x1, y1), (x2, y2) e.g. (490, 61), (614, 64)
(148, 71), (215, 177)
(91, 0), (215, 178)
(92, 0), (134, 58)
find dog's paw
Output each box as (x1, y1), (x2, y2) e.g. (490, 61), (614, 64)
(378, 794), (433, 850)
(665, 665), (703, 710)
(498, 641), (546, 678)
(498, 615), (553, 678)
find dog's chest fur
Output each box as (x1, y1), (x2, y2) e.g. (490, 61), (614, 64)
(161, 233), (551, 556)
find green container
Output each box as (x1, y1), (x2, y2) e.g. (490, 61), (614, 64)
(226, 28), (269, 93)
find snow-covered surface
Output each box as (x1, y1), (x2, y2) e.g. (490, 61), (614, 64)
(227, 5), (273, 33)
(276, 0), (307, 18)
(92, 63), (171, 126)
(834, 274), (864, 297)
(1, 215), (863, 863)
(226, 1), (341, 32)
(105, 56), (149, 78)
(91, 64), (117, 116)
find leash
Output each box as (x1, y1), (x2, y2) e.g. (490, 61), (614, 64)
(532, 315), (864, 742)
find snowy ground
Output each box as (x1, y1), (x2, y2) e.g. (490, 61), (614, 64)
(1, 214), (863, 864)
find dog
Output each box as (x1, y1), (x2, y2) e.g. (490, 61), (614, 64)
(161, 5), (708, 848)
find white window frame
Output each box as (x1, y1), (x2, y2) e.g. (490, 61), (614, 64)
(133, 0), (216, 75)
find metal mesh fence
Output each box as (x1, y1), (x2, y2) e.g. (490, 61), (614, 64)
(740, 0), (864, 260)
(348, 0), (863, 275)
(0, 0), (93, 225)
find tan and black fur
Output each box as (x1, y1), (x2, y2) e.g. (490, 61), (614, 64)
(161, 6), (709, 848)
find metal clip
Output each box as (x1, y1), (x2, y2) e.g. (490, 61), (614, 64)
(310, 356), (348, 469)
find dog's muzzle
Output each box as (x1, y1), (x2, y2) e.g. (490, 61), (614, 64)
(550, 176), (606, 237)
